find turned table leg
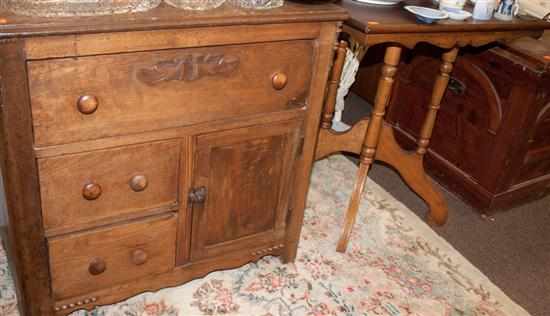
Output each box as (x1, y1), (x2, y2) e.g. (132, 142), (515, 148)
(417, 47), (459, 155)
(336, 45), (402, 253)
(417, 47), (458, 224)
(321, 41), (349, 129)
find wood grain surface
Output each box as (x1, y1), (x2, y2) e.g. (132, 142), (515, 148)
(28, 41), (313, 146)
(188, 120), (301, 261)
(38, 141), (180, 234)
(341, 0), (550, 34)
(0, 5), (346, 315)
(48, 213), (177, 300)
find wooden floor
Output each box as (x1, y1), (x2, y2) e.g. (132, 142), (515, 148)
(343, 93), (550, 316)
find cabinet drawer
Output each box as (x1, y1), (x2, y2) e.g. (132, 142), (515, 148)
(38, 141), (179, 233)
(28, 41), (314, 146)
(48, 214), (177, 300)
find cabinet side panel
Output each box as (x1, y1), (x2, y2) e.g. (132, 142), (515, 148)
(283, 22), (341, 262)
(0, 39), (53, 316)
(0, 175), (7, 226)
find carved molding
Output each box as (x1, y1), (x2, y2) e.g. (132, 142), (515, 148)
(399, 55), (503, 135)
(137, 53), (240, 86)
(536, 101), (550, 124)
(460, 61), (503, 135)
(360, 30), (544, 50)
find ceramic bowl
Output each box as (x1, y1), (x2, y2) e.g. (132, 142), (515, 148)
(353, 0), (402, 5)
(404, 5), (449, 23)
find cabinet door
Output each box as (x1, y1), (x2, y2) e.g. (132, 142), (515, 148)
(188, 120), (302, 261)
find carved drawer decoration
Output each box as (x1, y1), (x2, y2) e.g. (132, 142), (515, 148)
(137, 53), (240, 85)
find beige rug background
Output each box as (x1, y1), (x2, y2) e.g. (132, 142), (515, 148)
(0, 155), (530, 315)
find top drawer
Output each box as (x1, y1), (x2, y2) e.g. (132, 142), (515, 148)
(28, 40), (314, 146)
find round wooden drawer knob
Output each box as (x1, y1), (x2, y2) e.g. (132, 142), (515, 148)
(272, 73), (288, 90)
(77, 95), (99, 115)
(129, 175), (148, 192)
(88, 258), (106, 276)
(131, 249), (148, 266)
(82, 182), (102, 200)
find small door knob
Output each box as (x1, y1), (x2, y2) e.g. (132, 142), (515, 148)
(82, 182), (102, 200)
(88, 258), (106, 276)
(77, 95), (99, 115)
(131, 249), (148, 266)
(188, 186), (207, 204)
(272, 73), (288, 90)
(129, 175), (148, 192)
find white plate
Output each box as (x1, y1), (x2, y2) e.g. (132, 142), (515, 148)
(353, 0), (402, 5)
(445, 8), (472, 20)
(404, 5), (449, 22)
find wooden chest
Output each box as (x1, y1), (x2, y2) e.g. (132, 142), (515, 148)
(0, 4), (347, 315)
(354, 38), (550, 212)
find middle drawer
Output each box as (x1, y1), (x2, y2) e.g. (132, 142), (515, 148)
(38, 141), (180, 233)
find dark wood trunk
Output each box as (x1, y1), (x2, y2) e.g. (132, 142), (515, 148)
(353, 38), (550, 213)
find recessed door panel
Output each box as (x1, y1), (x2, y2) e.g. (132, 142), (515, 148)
(188, 120), (302, 260)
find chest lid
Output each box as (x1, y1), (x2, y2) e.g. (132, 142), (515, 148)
(500, 36), (550, 72)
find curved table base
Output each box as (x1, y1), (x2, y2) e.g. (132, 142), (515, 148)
(316, 119), (449, 252)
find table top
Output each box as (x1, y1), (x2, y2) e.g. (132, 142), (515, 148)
(341, 0), (550, 34)
(0, 1), (347, 39)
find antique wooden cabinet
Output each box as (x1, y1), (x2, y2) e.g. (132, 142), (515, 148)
(0, 4), (347, 315)
(353, 38), (550, 212)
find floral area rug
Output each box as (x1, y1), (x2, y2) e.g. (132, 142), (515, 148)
(0, 155), (530, 316)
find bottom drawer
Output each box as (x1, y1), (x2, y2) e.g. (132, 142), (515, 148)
(48, 213), (177, 299)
